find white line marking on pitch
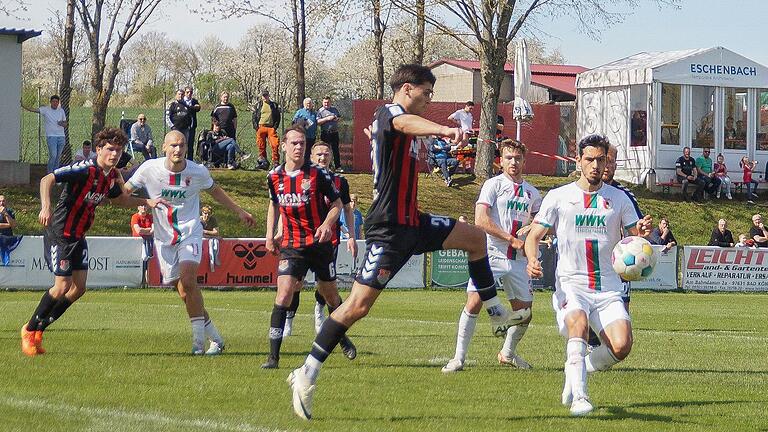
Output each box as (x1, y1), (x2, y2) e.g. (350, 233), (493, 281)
(0, 395), (290, 432)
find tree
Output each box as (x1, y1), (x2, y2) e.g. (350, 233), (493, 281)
(75, 0), (162, 139)
(58, 0), (78, 165)
(0, 0), (27, 18)
(393, 0), (678, 178)
(411, 0), (425, 64)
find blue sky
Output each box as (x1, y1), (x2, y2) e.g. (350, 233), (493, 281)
(4, 0), (766, 69)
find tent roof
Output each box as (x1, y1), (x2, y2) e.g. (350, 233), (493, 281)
(0, 28), (42, 43)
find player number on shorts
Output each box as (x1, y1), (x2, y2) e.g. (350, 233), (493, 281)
(431, 216), (451, 227)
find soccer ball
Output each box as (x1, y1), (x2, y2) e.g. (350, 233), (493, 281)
(611, 236), (657, 281)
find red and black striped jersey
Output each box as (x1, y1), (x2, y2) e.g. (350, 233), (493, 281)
(50, 160), (122, 240)
(365, 103), (420, 227)
(268, 162), (340, 249)
(327, 173), (351, 246)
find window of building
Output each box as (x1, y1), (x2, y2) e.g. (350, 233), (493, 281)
(691, 85), (715, 149)
(758, 90), (768, 151)
(629, 85), (647, 147)
(660, 84), (680, 146)
(724, 88), (747, 150)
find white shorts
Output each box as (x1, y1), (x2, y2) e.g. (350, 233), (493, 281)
(552, 286), (630, 338)
(467, 255), (533, 302)
(156, 236), (202, 283)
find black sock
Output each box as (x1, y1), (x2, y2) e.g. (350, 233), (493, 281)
(27, 291), (57, 331)
(40, 297), (73, 331)
(314, 289), (326, 306)
(467, 257), (497, 301)
(588, 328), (601, 347)
(310, 317), (347, 363)
(269, 304), (288, 359)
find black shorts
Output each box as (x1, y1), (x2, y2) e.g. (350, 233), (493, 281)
(355, 212), (455, 289)
(278, 242), (337, 282)
(43, 230), (89, 277)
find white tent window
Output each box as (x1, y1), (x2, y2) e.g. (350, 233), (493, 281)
(724, 88), (748, 150)
(758, 90), (768, 151)
(661, 83), (681, 146)
(691, 85), (715, 148)
(630, 85), (648, 147)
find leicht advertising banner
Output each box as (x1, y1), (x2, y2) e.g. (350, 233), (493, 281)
(682, 246), (768, 292)
(147, 238), (278, 287)
(0, 236), (143, 288)
(632, 245), (678, 290)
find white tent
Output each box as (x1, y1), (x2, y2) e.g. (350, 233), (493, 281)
(576, 47), (768, 188)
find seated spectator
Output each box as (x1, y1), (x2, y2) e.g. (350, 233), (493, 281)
(130, 114), (157, 159)
(675, 146), (705, 202)
(695, 148), (720, 199)
(736, 234), (755, 248)
(708, 218), (734, 247)
(750, 214), (768, 248)
(713, 153), (733, 200)
(741, 156), (759, 201)
(0, 194), (18, 236)
(130, 204), (154, 261)
(648, 217), (677, 252)
(205, 121), (249, 170)
(74, 140), (96, 162)
(339, 194), (363, 241)
(201, 205), (221, 271)
(430, 136), (458, 186)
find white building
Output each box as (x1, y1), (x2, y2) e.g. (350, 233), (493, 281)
(576, 47), (768, 187)
(0, 28), (41, 184)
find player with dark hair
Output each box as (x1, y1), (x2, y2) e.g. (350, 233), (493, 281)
(263, 128), (352, 369)
(20, 127), (166, 356)
(287, 64), (525, 420)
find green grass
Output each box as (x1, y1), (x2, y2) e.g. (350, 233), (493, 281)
(1, 289), (768, 431)
(1, 169), (764, 247)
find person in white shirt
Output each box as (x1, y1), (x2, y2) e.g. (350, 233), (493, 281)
(524, 133), (652, 417)
(448, 101), (475, 147)
(442, 139), (542, 373)
(124, 130), (255, 355)
(73, 141), (96, 162)
(22, 95), (68, 173)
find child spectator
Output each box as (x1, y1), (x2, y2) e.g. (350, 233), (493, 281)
(713, 153), (732, 199)
(339, 194), (363, 241)
(130, 204), (154, 261)
(740, 156), (759, 202)
(735, 234), (755, 248)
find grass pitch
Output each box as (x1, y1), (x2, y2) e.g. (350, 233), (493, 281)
(2, 289), (768, 431)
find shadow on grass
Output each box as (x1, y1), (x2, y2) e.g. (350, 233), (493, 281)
(620, 367), (768, 376)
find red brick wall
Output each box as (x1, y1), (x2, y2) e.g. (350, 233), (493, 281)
(348, 100), (561, 175)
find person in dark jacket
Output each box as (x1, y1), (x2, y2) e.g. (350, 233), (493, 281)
(252, 90), (282, 170)
(183, 86), (202, 161)
(211, 91), (238, 142)
(708, 218), (735, 247)
(168, 89), (192, 157)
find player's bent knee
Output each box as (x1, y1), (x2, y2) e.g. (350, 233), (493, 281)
(608, 334), (633, 360)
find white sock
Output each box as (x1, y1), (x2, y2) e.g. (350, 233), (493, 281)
(191, 316), (205, 351)
(204, 318), (223, 345)
(284, 317), (294, 334)
(303, 355), (322, 384)
(585, 344), (620, 373)
(501, 323), (528, 358)
(452, 308), (478, 362)
(482, 296), (502, 314)
(565, 338), (588, 400)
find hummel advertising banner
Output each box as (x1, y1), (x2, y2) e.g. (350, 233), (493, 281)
(632, 245), (678, 291)
(682, 246), (768, 292)
(0, 236), (143, 288)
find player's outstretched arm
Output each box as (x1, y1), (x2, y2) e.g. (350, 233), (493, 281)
(315, 198), (342, 244)
(392, 114), (461, 143)
(112, 172), (169, 210)
(524, 223), (548, 279)
(38, 173), (56, 227)
(474, 202), (522, 249)
(206, 184), (254, 228)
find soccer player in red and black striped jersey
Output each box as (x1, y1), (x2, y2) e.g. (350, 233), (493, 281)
(263, 127), (346, 369)
(20, 127), (166, 356)
(287, 64), (527, 420)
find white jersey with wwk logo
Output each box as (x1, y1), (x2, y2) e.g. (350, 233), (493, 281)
(476, 175), (541, 261)
(534, 182), (639, 293)
(126, 158), (214, 246)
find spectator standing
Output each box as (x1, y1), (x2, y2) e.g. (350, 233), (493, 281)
(317, 96), (343, 171)
(73, 141), (96, 163)
(339, 194), (363, 241)
(695, 148), (720, 198)
(708, 219), (734, 247)
(129, 114), (157, 160)
(201, 205), (221, 271)
(22, 95), (67, 173)
(211, 91), (238, 142)
(131, 204), (154, 261)
(496, 114), (505, 139)
(448, 101), (474, 147)
(183, 87), (202, 161)
(675, 146), (705, 202)
(741, 156), (759, 202)
(253, 90), (282, 170)
(168, 89), (192, 155)
(648, 217), (677, 252)
(0, 195), (18, 236)
(713, 153), (733, 199)
(293, 98), (318, 159)
(749, 214), (768, 247)
(430, 136), (458, 186)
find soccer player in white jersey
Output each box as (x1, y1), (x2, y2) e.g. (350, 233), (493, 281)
(443, 140), (542, 372)
(125, 131), (255, 354)
(524, 134), (652, 416)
